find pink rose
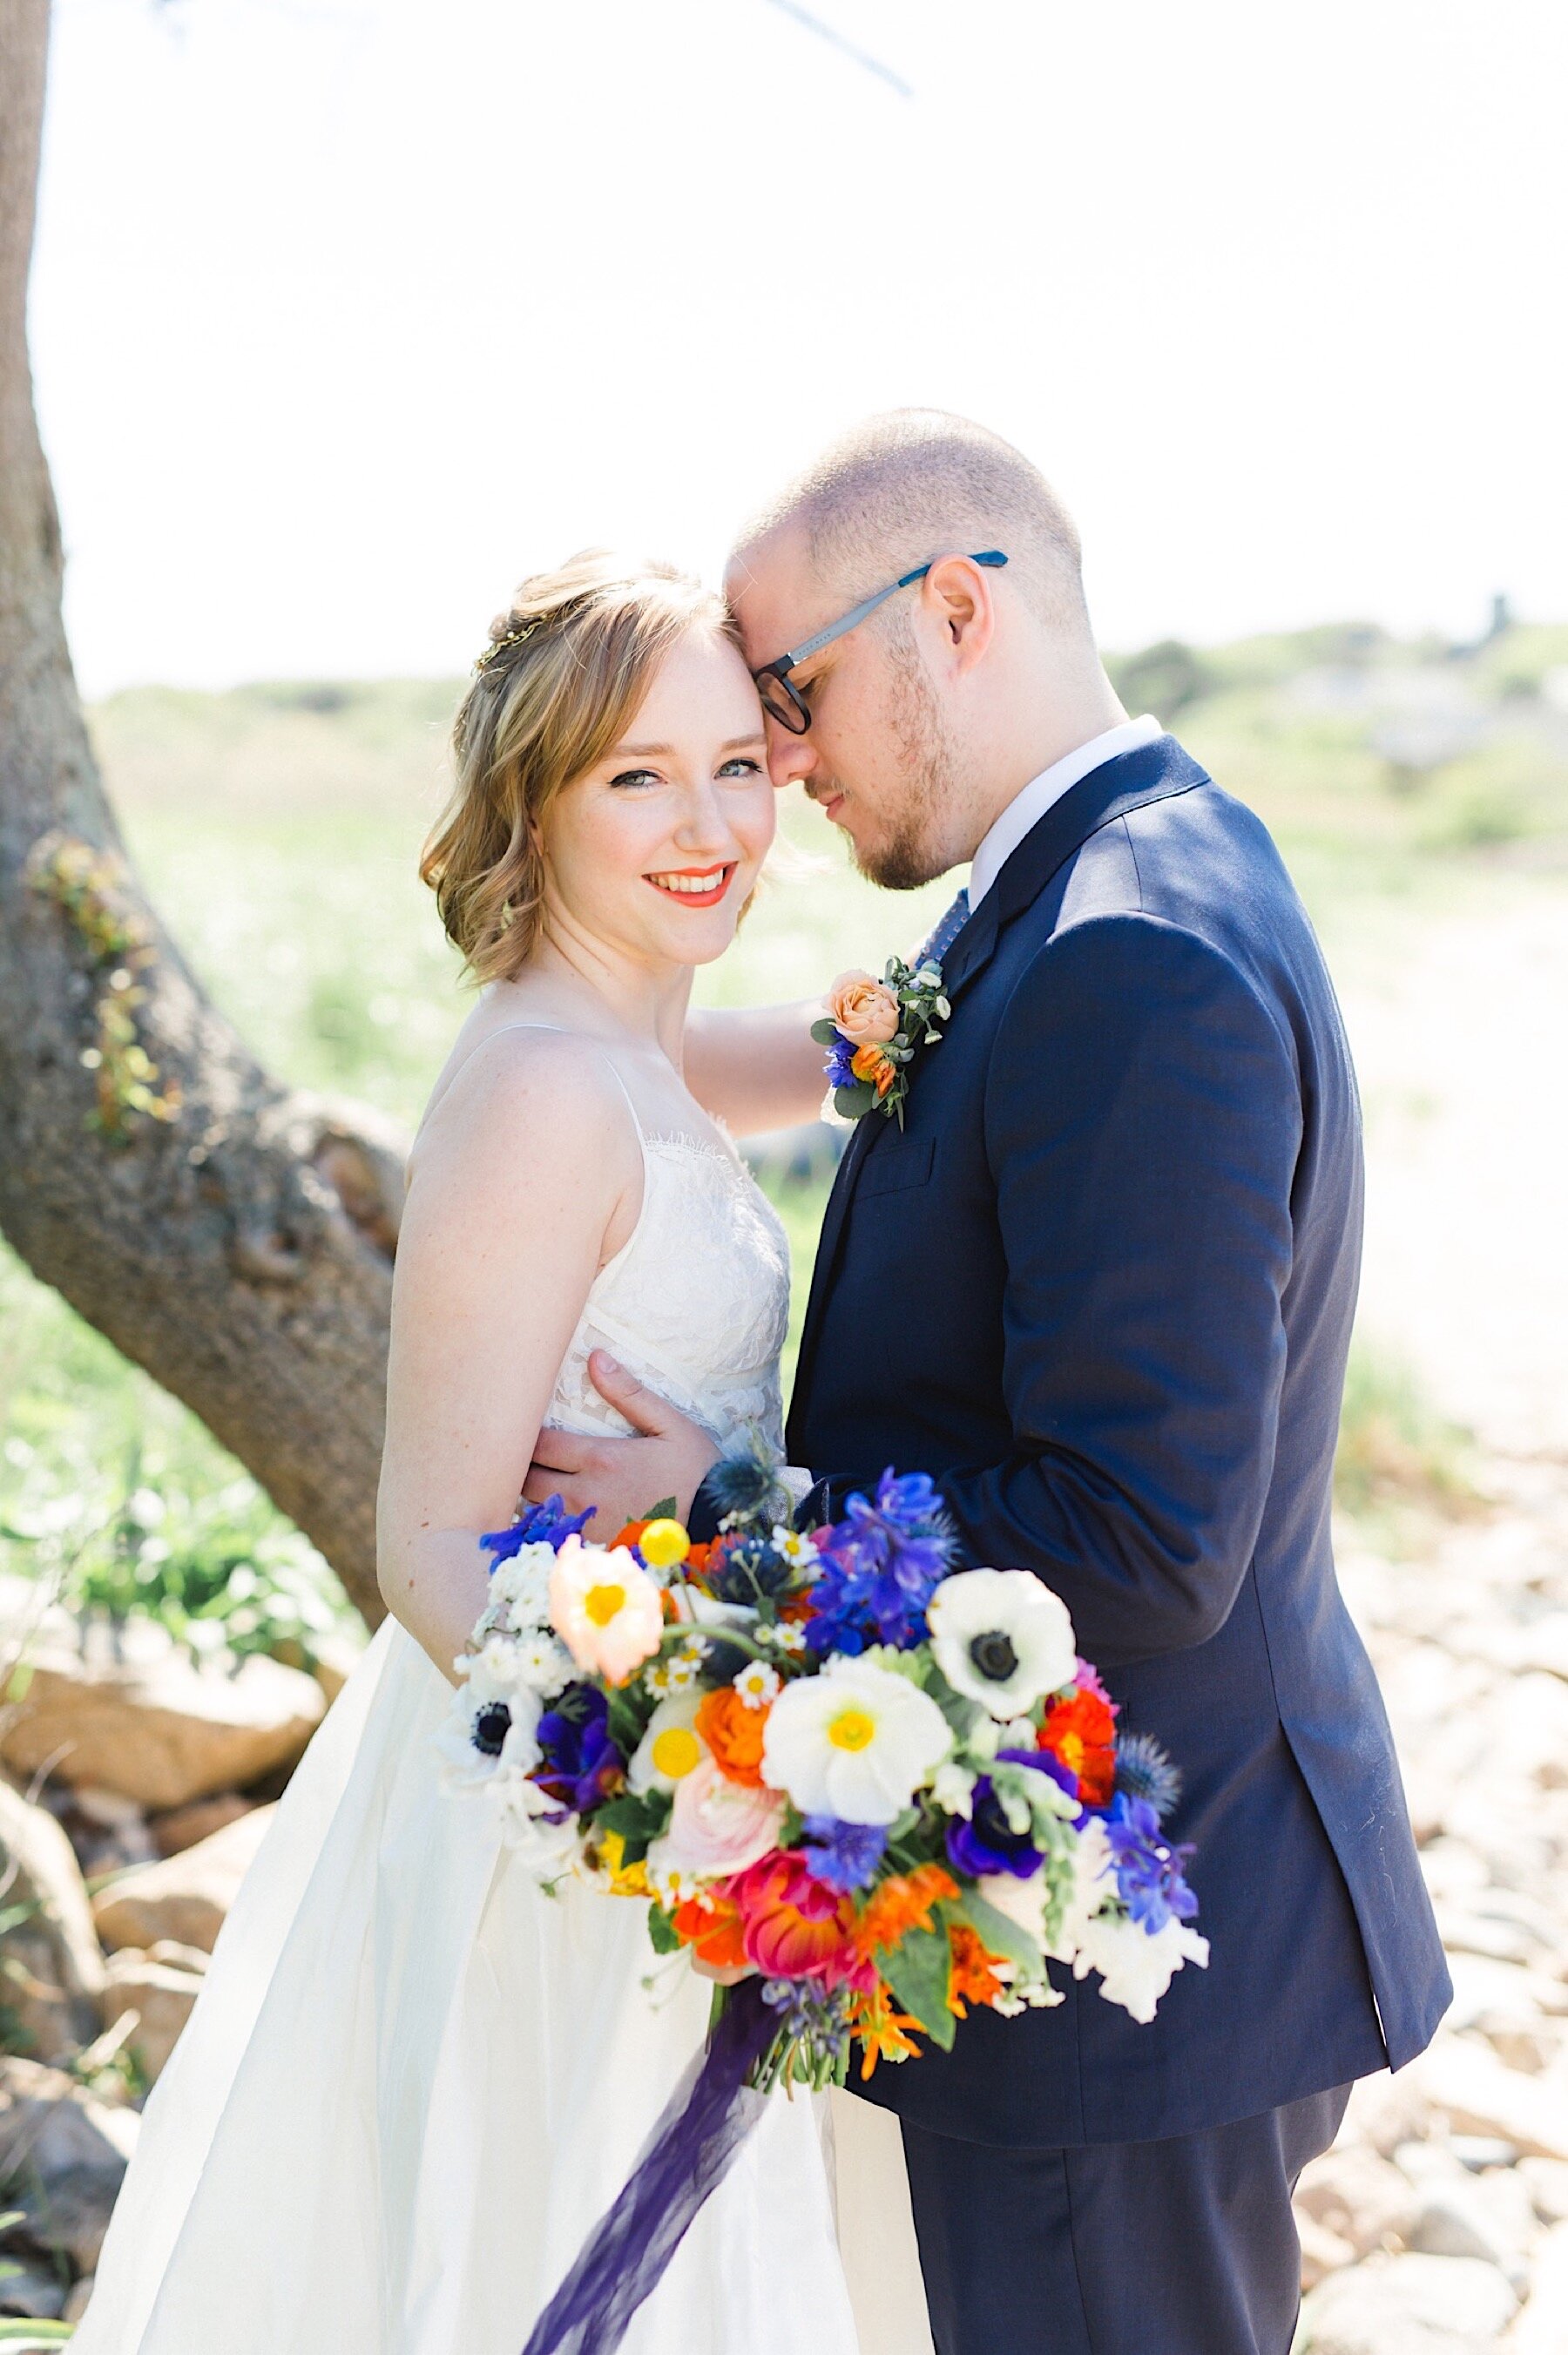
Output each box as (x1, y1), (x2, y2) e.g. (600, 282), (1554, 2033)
(827, 971), (900, 1046)
(650, 1757), (786, 1882)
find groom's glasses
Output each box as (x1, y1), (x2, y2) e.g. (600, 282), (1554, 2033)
(751, 549), (1009, 736)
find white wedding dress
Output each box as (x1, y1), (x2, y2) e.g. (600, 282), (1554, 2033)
(73, 1069), (933, 2355)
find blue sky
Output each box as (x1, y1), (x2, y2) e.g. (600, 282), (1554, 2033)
(30, 0), (1568, 694)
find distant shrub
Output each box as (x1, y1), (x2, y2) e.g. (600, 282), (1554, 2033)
(1335, 1343), (1479, 1525)
(1105, 639), (1217, 721)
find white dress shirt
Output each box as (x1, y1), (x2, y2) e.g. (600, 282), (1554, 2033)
(966, 714), (1164, 912)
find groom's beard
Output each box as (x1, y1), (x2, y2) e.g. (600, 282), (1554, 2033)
(851, 635), (961, 892)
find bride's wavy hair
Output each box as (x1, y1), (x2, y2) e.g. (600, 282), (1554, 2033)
(422, 551), (741, 983)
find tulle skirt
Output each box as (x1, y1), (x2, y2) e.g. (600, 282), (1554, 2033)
(71, 1614), (932, 2355)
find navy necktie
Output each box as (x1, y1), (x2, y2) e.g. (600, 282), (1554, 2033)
(916, 886), (970, 969)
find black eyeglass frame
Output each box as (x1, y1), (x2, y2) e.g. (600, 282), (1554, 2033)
(751, 550), (1009, 735)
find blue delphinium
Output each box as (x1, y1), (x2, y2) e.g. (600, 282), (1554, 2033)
(806, 1469), (958, 1655)
(534, 1686), (624, 1814)
(801, 1816), (888, 1892)
(1103, 1791), (1199, 1934)
(1113, 1731), (1183, 1824)
(823, 1033), (858, 1090)
(481, 1492), (596, 1563)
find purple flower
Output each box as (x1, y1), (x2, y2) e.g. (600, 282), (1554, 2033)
(801, 1816), (888, 1892)
(805, 1469), (958, 1655)
(1103, 1792), (1199, 1933)
(534, 1686), (624, 1814)
(823, 1032), (858, 1089)
(944, 1776), (1044, 1880)
(482, 1492), (597, 1562)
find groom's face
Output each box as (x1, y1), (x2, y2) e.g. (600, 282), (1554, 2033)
(724, 527), (962, 890)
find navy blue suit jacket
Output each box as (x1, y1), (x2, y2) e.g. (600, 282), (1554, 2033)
(787, 735), (1450, 2148)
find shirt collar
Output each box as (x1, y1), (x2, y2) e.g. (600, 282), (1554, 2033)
(967, 714), (1164, 911)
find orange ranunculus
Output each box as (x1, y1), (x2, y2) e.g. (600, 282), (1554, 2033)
(946, 1920), (1006, 2017)
(850, 1043), (896, 1098)
(1038, 1688), (1118, 1808)
(608, 1519), (651, 1551)
(683, 1540), (714, 1579)
(828, 971), (901, 1046)
(853, 1864), (958, 1961)
(728, 1851), (861, 1984)
(672, 1891), (748, 1971)
(694, 1685), (770, 1787)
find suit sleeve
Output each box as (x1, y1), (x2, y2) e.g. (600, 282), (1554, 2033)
(804, 914), (1303, 1668)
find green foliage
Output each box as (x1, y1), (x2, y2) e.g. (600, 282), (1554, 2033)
(0, 1243), (353, 1664)
(1335, 1340), (1480, 1530)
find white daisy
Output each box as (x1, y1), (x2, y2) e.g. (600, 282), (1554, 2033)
(928, 1569), (1077, 1720)
(733, 1661), (781, 1711)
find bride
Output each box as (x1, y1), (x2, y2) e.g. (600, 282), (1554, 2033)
(71, 552), (929, 2354)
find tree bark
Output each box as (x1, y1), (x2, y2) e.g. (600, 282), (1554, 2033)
(0, 0), (399, 1627)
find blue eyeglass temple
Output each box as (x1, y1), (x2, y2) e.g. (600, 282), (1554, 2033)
(783, 549), (1009, 669)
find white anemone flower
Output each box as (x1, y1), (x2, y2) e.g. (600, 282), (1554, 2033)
(433, 1648), (543, 1796)
(928, 1569), (1077, 1720)
(627, 1695), (711, 1797)
(1073, 1912), (1210, 2022)
(761, 1657), (950, 1825)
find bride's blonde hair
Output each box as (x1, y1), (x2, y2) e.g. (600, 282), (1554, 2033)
(422, 551), (740, 983)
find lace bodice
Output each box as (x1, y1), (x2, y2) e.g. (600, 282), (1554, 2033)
(546, 1127), (793, 1460)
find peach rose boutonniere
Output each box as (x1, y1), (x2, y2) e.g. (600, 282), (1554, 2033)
(813, 955), (950, 1127)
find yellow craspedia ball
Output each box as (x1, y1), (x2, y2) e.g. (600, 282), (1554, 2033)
(639, 1518), (690, 1572)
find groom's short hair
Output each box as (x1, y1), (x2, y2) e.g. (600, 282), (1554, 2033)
(737, 409), (1089, 632)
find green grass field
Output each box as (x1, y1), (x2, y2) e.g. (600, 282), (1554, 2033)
(4, 620), (1564, 1635)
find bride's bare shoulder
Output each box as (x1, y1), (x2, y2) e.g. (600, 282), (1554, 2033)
(409, 1015), (633, 1192)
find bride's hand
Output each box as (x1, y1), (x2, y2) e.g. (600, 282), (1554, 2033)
(521, 1350), (720, 1530)
(690, 1956), (756, 1986)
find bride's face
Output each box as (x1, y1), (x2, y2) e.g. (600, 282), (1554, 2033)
(541, 631), (774, 969)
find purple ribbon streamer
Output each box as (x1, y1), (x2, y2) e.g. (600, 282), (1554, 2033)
(520, 1979), (777, 2355)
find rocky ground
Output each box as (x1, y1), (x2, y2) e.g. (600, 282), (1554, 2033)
(1288, 1458), (1568, 2352)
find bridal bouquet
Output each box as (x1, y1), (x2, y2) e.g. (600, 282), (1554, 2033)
(436, 1460), (1206, 2091)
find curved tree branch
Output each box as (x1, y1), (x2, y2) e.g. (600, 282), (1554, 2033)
(0, 0), (398, 1625)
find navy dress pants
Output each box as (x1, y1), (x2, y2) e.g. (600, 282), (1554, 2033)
(901, 2083), (1352, 2355)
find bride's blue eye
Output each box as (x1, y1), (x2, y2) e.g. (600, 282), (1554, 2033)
(609, 768), (661, 791)
(718, 758), (763, 780)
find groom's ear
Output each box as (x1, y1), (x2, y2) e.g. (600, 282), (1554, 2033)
(920, 553), (997, 673)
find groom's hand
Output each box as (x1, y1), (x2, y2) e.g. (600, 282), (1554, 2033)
(519, 1350), (720, 1532)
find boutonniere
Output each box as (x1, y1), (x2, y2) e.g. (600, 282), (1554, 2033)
(812, 958), (950, 1128)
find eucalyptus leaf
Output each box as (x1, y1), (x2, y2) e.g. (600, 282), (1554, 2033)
(808, 1018), (841, 1046)
(876, 1922), (956, 2048)
(835, 1081), (875, 1118)
(950, 1889), (1044, 1974)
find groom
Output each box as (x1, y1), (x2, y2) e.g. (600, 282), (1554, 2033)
(535, 411), (1450, 2352)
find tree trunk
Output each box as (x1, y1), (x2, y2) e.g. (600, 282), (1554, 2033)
(0, 0), (399, 1626)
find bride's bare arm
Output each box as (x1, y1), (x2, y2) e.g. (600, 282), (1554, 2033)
(682, 1001), (826, 1136)
(375, 1034), (640, 1684)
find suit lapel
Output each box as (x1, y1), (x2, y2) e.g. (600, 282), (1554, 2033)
(790, 735), (1209, 1418)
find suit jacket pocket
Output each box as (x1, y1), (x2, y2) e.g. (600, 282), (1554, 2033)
(855, 1132), (936, 1196)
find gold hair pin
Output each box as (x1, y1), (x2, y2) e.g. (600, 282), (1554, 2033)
(472, 619), (541, 674)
